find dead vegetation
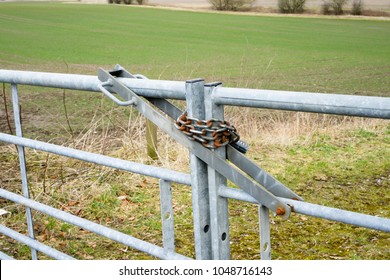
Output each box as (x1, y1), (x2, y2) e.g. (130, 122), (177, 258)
(1, 85), (389, 259)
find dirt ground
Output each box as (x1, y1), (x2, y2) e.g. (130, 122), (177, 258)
(148, 0), (390, 11)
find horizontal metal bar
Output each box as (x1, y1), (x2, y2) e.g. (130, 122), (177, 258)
(0, 251), (15, 260)
(218, 187), (390, 233)
(1, 69), (389, 118)
(0, 70), (185, 99)
(0, 188), (191, 260)
(213, 87), (390, 119)
(0, 70), (100, 92)
(0, 225), (75, 260)
(0, 133), (191, 186)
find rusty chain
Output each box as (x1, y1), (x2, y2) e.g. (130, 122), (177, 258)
(174, 110), (240, 149)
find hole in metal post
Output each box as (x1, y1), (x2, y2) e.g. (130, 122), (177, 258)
(203, 225), (209, 233)
(164, 212), (171, 220)
(262, 242), (269, 252)
(221, 232), (227, 241)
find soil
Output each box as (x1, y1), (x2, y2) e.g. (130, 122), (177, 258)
(148, 0), (390, 12)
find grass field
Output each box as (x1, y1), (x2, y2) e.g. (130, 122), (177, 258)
(0, 2), (389, 260)
(1, 2), (390, 95)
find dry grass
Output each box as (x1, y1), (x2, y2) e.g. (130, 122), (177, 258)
(226, 106), (385, 146)
(0, 91), (389, 259)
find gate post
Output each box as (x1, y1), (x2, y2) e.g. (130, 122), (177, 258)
(185, 79), (212, 259)
(204, 83), (230, 259)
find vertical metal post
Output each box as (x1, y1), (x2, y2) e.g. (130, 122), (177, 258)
(11, 84), (38, 260)
(259, 205), (271, 260)
(159, 179), (175, 253)
(204, 83), (230, 259)
(185, 79), (212, 260)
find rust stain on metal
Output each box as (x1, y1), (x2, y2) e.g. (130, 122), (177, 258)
(276, 207), (286, 216)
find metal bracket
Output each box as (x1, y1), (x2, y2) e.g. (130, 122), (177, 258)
(97, 80), (137, 106)
(97, 65), (137, 106)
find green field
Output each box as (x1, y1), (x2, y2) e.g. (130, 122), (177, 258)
(1, 2), (390, 95)
(0, 2), (389, 260)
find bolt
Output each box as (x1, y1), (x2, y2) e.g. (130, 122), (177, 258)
(276, 207), (286, 216)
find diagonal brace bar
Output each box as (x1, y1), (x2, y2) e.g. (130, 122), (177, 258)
(227, 146), (303, 201)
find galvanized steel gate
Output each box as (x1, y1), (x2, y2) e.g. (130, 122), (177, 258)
(0, 66), (389, 260)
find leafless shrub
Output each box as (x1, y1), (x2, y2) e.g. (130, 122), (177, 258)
(322, 0), (348, 15)
(108, 0), (146, 4)
(278, 0), (306, 14)
(208, 0), (255, 11)
(321, 1), (332, 14)
(331, 0), (348, 15)
(351, 0), (364, 15)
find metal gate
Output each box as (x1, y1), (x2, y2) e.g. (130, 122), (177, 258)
(0, 65), (389, 260)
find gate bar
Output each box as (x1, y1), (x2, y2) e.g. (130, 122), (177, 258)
(259, 205), (271, 260)
(11, 84), (38, 260)
(1, 70), (389, 119)
(0, 225), (75, 260)
(159, 179), (175, 253)
(0, 188), (192, 260)
(0, 133), (191, 186)
(219, 187), (390, 233)
(0, 251), (15, 260)
(213, 87), (390, 119)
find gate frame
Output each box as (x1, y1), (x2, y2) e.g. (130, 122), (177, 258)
(0, 68), (389, 260)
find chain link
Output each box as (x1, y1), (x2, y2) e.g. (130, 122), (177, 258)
(174, 111), (240, 149)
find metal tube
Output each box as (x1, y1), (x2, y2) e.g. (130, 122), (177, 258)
(0, 70), (100, 92)
(0, 251), (15, 260)
(11, 84), (38, 260)
(0, 133), (191, 186)
(1, 69), (389, 118)
(0, 70), (185, 99)
(282, 198), (390, 233)
(0, 225), (75, 260)
(213, 87), (390, 119)
(0, 188), (192, 260)
(218, 187), (390, 233)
